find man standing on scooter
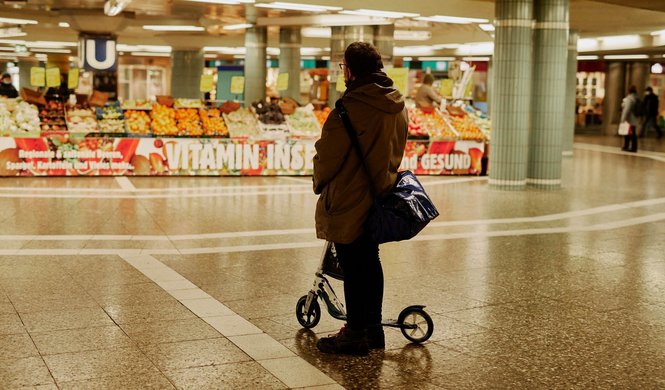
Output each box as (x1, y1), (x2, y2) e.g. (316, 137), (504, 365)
(312, 42), (408, 355)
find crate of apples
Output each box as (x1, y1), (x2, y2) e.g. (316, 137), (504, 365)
(124, 110), (151, 135)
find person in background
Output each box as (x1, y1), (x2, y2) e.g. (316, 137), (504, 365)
(640, 87), (662, 139)
(45, 74), (71, 102)
(0, 73), (18, 98)
(313, 42), (407, 355)
(415, 73), (441, 109)
(621, 85), (640, 152)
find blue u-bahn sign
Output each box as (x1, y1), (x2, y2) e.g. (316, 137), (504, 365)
(78, 34), (117, 71)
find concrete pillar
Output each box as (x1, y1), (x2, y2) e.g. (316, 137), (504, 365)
(279, 27), (302, 102)
(170, 50), (204, 99)
(629, 62), (649, 97)
(527, 0), (569, 189)
(488, 0), (533, 189)
(602, 62), (626, 134)
(245, 4), (267, 106)
(328, 25), (375, 107)
(562, 30), (578, 157)
(374, 24), (395, 68)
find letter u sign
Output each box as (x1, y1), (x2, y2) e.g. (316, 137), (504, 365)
(80, 36), (117, 71)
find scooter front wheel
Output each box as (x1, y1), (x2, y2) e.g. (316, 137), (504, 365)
(398, 306), (433, 343)
(296, 295), (321, 329)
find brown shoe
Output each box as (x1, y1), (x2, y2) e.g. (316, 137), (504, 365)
(317, 325), (368, 356)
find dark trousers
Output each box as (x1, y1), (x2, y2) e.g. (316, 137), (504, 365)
(623, 125), (638, 151)
(640, 115), (662, 137)
(335, 234), (383, 331)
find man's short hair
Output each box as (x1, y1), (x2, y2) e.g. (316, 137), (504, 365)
(344, 42), (383, 79)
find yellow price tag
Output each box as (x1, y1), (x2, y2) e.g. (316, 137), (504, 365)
(385, 68), (409, 95)
(200, 74), (214, 92)
(68, 68), (79, 89)
(46, 67), (61, 88)
(439, 79), (454, 97)
(335, 76), (346, 92)
(230, 76), (245, 94)
(30, 67), (45, 87)
(276, 73), (289, 92)
(465, 80), (474, 98)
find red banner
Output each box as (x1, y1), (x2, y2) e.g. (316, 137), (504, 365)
(0, 136), (485, 176)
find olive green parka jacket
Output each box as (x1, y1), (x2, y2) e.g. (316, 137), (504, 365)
(313, 72), (408, 244)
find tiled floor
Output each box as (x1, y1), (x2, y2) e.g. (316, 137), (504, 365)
(1, 134), (665, 389)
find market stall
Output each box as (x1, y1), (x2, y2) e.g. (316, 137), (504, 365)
(0, 96), (490, 177)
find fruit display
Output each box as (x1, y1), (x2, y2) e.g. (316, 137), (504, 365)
(99, 119), (126, 134)
(200, 108), (229, 137)
(287, 107), (321, 137)
(219, 101), (241, 114)
(0, 101), (40, 136)
(174, 98), (203, 109)
(97, 105), (124, 120)
(223, 108), (260, 138)
(124, 110), (151, 135)
(150, 104), (178, 136)
(314, 107), (331, 127)
(95, 104), (126, 134)
(448, 114), (484, 141)
(67, 108), (98, 133)
(39, 101), (67, 132)
(408, 108), (458, 140)
(253, 101), (286, 125)
(407, 108), (429, 139)
(464, 105), (491, 139)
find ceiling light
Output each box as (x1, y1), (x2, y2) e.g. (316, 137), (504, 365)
(131, 52), (171, 57)
(32, 48), (72, 54)
(479, 24), (495, 31)
(27, 41), (78, 48)
(204, 46), (246, 55)
(0, 17), (38, 25)
(302, 27), (331, 38)
(143, 25), (205, 31)
(186, 0), (254, 3)
(0, 27), (26, 39)
(222, 23), (253, 30)
(58, 22), (70, 28)
(403, 57), (413, 61)
(651, 63), (663, 74)
(604, 54), (648, 60)
(415, 15), (489, 24)
(341, 9), (419, 19)
(394, 30), (432, 41)
(650, 30), (665, 36)
(577, 55), (599, 60)
(104, 0), (133, 17)
(463, 56), (490, 61)
(432, 43), (461, 49)
(117, 44), (171, 52)
(321, 56), (330, 60)
(255, 2), (342, 12)
(418, 56), (456, 61)
(204, 54), (218, 58)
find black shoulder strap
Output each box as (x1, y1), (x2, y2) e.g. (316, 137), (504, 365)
(335, 99), (376, 197)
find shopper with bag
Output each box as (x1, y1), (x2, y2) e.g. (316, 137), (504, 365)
(620, 85), (641, 152)
(312, 42), (408, 355)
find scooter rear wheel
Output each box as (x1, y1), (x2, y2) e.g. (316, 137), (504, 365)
(296, 295), (321, 329)
(398, 307), (433, 343)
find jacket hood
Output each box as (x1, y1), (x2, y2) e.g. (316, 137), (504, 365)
(343, 72), (405, 114)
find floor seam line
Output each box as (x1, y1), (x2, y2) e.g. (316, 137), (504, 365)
(117, 253), (339, 389)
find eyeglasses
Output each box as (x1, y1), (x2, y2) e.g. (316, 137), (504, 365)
(338, 63), (347, 70)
